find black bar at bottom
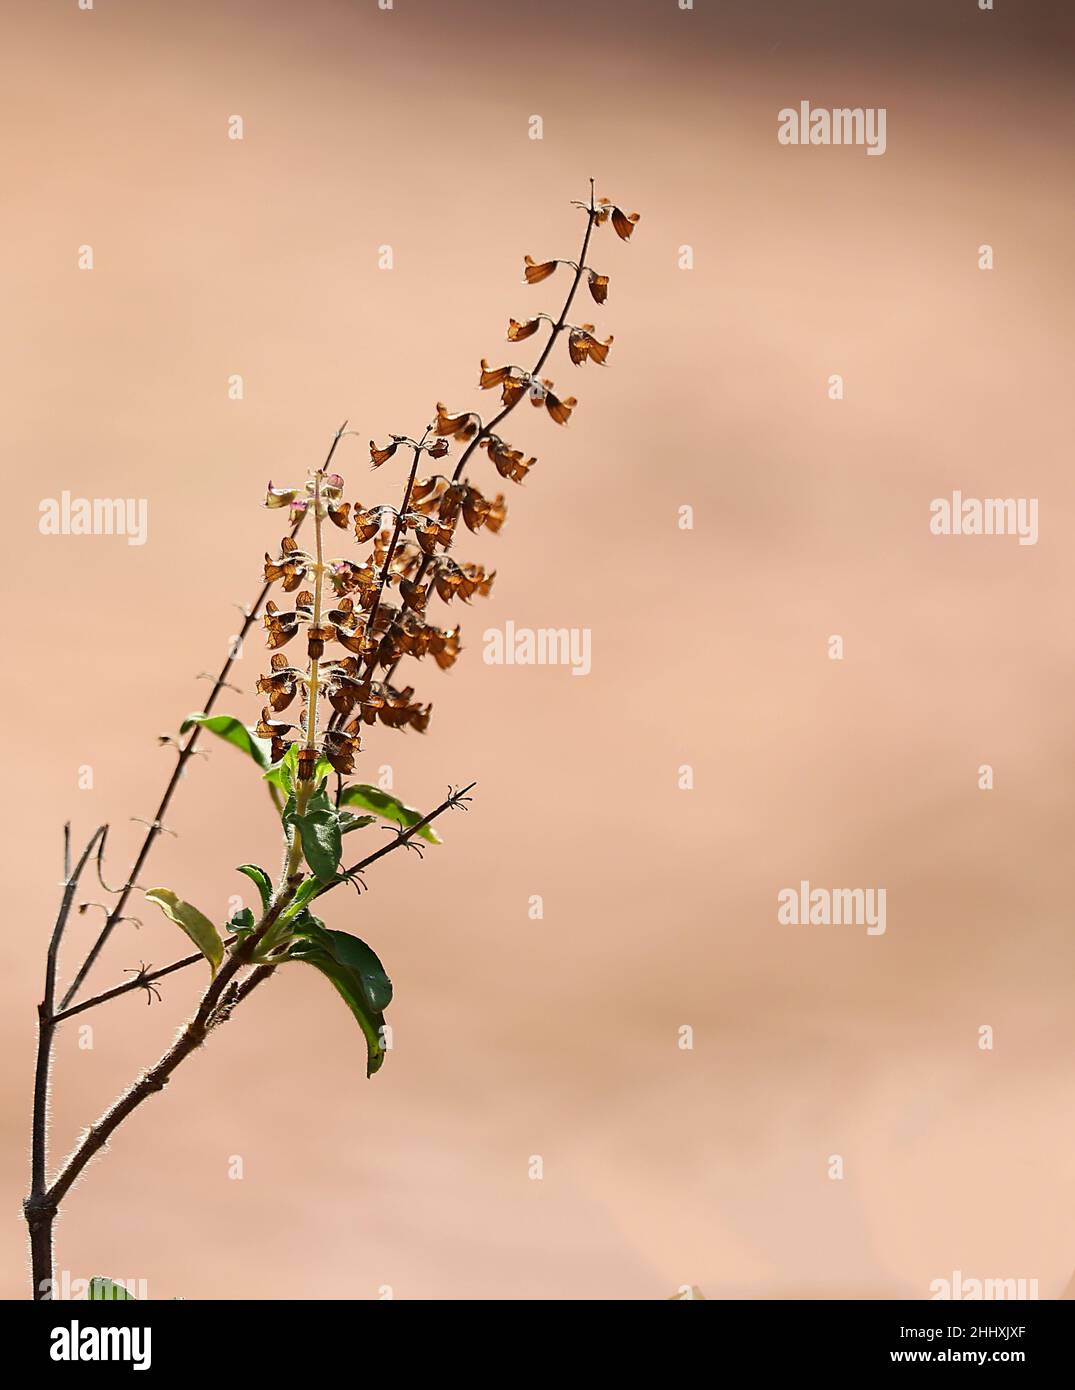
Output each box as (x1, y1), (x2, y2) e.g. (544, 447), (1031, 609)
(5, 1296), (1067, 1374)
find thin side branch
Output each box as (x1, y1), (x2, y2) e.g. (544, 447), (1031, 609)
(324, 781), (476, 893)
(51, 940), (237, 1023)
(59, 422), (350, 1010)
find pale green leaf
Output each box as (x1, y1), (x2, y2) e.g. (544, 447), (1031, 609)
(145, 888), (224, 975)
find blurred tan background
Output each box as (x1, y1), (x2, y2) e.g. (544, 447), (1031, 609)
(2, 0), (1073, 1299)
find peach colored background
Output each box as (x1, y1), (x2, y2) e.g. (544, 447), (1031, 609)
(2, 0), (1073, 1299)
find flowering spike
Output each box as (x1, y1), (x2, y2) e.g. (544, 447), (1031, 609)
(258, 187), (639, 766)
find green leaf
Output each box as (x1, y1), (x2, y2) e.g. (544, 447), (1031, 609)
(298, 808), (342, 880)
(265, 745), (299, 795)
(285, 787), (343, 881)
(255, 902), (321, 960)
(229, 907), (255, 934)
(236, 863), (273, 912)
(89, 1277), (137, 1301)
(322, 930), (393, 1013)
(339, 812), (375, 835)
(279, 877), (323, 920)
(265, 744), (332, 796)
(288, 925), (393, 1077)
(281, 792), (298, 852)
(338, 784), (441, 844)
(145, 888), (225, 975)
(255, 878), (325, 956)
(181, 713), (272, 771)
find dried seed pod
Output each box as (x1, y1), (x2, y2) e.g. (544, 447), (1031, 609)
(595, 198), (640, 240)
(568, 325), (613, 366)
(587, 271), (609, 304)
(370, 440), (397, 466)
(523, 255), (558, 284)
(507, 316), (542, 341)
(433, 403), (479, 440)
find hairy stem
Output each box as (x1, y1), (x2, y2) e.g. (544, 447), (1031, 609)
(59, 422), (350, 1011)
(225, 782), (477, 1005)
(304, 469), (326, 760)
(26, 825), (108, 1299)
(45, 886), (295, 1216)
(53, 781), (472, 1020)
(327, 781), (475, 888)
(34, 780), (470, 1232)
(50, 938), (238, 1023)
(28, 426), (351, 1298)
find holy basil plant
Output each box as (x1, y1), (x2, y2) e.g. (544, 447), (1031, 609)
(26, 182), (638, 1302)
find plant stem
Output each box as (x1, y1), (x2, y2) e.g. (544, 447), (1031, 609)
(25, 543), (458, 1299)
(380, 186), (599, 685)
(58, 421), (350, 1011)
(52, 780), (472, 1020)
(60, 580), (282, 1010)
(327, 782), (475, 887)
(26, 825), (107, 1299)
(50, 939), (238, 1023)
(222, 782), (477, 1008)
(362, 434), (429, 664)
(325, 433), (429, 743)
(28, 425), (351, 1298)
(38, 728), (413, 1239)
(44, 886), (296, 1220)
(452, 181), (598, 481)
(303, 469), (326, 763)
